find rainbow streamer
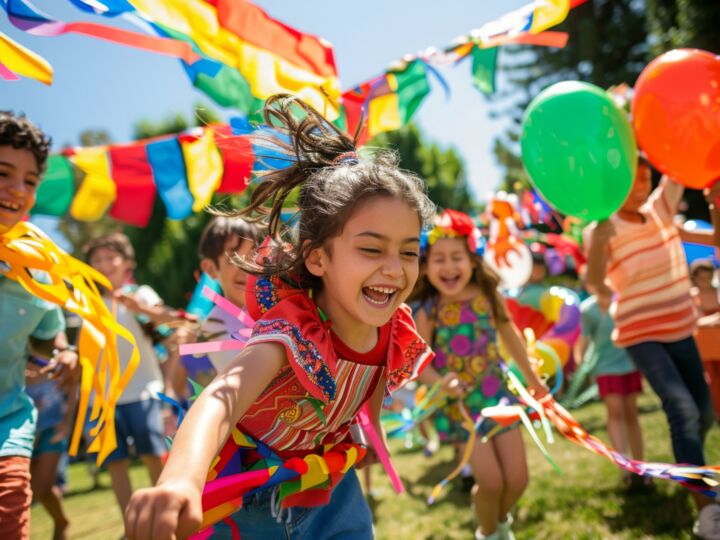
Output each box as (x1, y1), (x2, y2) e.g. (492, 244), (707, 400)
(2, 0), (202, 65)
(484, 372), (720, 498)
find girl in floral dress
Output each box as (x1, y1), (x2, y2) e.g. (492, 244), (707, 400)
(412, 209), (546, 540)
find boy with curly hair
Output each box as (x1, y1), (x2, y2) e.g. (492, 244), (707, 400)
(0, 111), (79, 539)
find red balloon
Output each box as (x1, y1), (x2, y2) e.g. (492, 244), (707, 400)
(632, 49), (720, 189)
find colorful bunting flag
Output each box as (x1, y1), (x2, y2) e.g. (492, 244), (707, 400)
(30, 155), (74, 216)
(31, 123), (255, 225)
(0, 60), (21, 81)
(470, 47), (498, 95)
(107, 144), (157, 227)
(342, 60), (431, 145)
(146, 136), (194, 220)
(179, 129), (223, 213)
(68, 146), (116, 222)
(211, 125), (253, 194)
(18, 0), (587, 228)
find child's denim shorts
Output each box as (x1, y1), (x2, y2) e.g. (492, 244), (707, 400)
(211, 468), (373, 539)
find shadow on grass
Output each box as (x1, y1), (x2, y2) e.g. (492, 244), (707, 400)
(409, 457), (456, 489)
(63, 483), (111, 499)
(518, 481), (694, 537)
(606, 484), (694, 535)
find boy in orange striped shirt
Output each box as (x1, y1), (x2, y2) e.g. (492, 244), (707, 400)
(586, 157), (719, 539)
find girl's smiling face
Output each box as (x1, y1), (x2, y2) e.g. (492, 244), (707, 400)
(425, 237), (474, 301)
(306, 196), (421, 350)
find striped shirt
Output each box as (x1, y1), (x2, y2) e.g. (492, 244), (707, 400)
(239, 322), (387, 457)
(605, 180), (697, 347)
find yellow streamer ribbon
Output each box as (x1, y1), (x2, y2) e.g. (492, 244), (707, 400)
(0, 30), (53, 84)
(0, 222), (137, 464)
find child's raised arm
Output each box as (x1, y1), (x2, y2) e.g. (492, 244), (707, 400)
(585, 220), (615, 295)
(124, 342), (287, 540)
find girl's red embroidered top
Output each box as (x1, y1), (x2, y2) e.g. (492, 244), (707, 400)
(236, 272), (433, 458)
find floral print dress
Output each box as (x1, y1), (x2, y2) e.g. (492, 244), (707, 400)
(429, 295), (516, 442)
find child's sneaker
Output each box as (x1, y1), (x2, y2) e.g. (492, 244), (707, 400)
(693, 503), (720, 539)
(475, 528), (500, 540)
(498, 514), (516, 540)
(423, 438), (439, 457)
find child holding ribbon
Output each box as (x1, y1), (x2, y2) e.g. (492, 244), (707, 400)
(0, 112), (81, 540)
(586, 157), (719, 537)
(411, 209), (547, 540)
(124, 95), (435, 540)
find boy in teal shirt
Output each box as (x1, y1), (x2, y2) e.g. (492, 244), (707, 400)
(0, 111), (79, 539)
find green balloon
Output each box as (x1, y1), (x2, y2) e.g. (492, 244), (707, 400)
(521, 81), (637, 221)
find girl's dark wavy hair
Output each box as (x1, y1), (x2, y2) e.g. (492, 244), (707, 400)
(410, 244), (509, 324)
(225, 94), (435, 289)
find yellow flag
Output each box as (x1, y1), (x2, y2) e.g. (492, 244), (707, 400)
(530, 0), (571, 34)
(69, 147), (116, 222)
(180, 130), (223, 212)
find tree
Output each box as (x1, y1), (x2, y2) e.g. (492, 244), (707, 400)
(490, 0), (720, 219)
(645, 0), (720, 55)
(370, 123), (475, 212)
(644, 0), (720, 219)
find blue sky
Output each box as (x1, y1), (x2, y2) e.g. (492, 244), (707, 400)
(1, 0), (531, 199)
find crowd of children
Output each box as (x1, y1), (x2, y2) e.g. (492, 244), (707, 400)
(2, 95), (720, 540)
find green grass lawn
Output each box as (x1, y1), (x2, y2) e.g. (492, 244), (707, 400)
(31, 392), (720, 539)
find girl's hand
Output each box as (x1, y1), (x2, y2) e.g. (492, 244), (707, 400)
(355, 446), (380, 469)
(527, 375), (550, 401)
(591, 219), (616, 244)
(125, 480), (202, 540)
(441, 372), (464, 398)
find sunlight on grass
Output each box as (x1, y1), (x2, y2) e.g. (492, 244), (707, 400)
(31, 392), (719, 539)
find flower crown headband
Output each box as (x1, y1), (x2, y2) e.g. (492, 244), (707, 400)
(420, 209), (485, 256)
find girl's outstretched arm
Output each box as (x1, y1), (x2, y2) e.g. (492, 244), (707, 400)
(495, 306), (548, 398)
(124, 342), (287, 540)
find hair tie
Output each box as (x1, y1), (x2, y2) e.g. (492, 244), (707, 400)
(332, 151), (359, 165)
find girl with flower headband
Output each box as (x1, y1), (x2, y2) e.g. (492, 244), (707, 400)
(411, 209), (547, 540)
(124, 94), (435, 540)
